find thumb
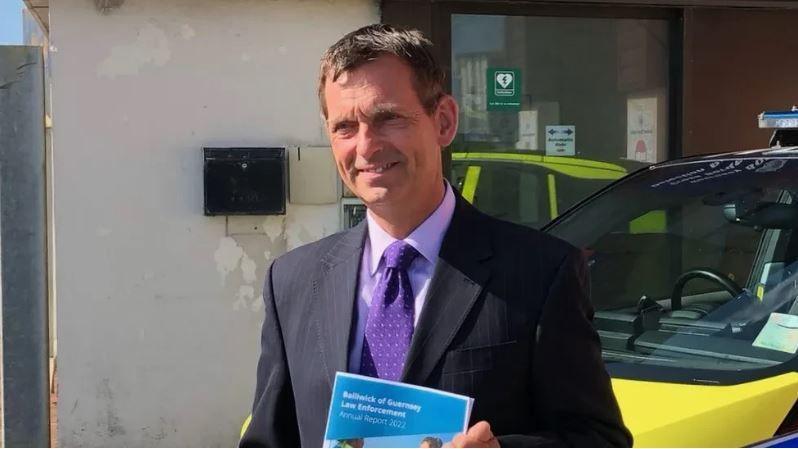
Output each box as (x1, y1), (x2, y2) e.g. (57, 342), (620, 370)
(467, 421), (493, 441)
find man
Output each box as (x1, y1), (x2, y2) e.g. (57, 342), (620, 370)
(240, 24), (631, 448)
(420, 436), (443, 448)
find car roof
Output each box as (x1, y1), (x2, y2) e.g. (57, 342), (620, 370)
(651, 146), (798, 170)
(451, 151), (627, 171)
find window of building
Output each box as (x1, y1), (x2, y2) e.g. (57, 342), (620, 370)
(450, 11), (678, 227)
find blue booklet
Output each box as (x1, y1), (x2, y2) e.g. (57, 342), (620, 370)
(323, 372), (474, 448)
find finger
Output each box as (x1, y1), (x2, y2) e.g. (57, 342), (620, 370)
(467, 421), (493, 442)
(452, 432), (469, 448)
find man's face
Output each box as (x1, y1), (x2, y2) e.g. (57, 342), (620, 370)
(323, 55), (456, 209)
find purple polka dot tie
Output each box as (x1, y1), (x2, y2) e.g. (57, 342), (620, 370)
(360, 241), (419, 381)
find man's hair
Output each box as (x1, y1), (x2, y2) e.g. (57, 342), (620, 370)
(318, 24), (446, 118)
(420, 436), (443, 448)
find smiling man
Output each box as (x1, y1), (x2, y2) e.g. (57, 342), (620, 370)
(240, 24), (631, 448)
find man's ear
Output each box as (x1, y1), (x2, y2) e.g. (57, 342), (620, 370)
(435, 95), (459, 148)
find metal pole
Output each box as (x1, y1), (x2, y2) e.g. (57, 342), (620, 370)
(0, 46), (50, 448)
(0, 177), (5, 447)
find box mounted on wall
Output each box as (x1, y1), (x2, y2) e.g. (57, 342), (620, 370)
(287, 146), (340, 205)
(203, 147), (286, 216)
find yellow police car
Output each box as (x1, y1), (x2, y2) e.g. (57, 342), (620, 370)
(542, 110), (798, 447)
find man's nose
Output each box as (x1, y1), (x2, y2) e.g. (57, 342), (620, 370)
(355, 124), (381, 159)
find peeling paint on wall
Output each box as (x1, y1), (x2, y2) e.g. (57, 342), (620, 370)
(260, 215), (286, 242)
(179, 24), (196, 40)
(216, 234), (265, 311)
(283, 206), (336, 251)
(97, 23), (171, 78)
(240, 253), (257, 284)
(232, 285), (255, 311)
(214, 236), (243, 284)
(250, 292), (263, 312)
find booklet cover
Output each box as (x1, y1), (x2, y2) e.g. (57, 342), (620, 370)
(323, 372), (474, 448)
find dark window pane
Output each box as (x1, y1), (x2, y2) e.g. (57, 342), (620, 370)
(451, 14), (671, 227)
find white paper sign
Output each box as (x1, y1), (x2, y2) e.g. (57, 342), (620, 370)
(515, 110), (538, 150)
(627, 97), (658, 163)
(752, 313), (798, 354)
(545, 125), (575, 156)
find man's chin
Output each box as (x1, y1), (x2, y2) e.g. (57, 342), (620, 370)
(357, 187), (395, 207)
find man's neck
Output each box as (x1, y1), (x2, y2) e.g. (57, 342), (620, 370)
(367, 181), (447, 239)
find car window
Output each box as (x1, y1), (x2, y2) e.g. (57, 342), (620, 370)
(453, 161), (548, 228)
(553, 174), (613, 217)
(452, 158), (622, 229)
(587, 193), (765, 310)
(547, 157), (798, 378)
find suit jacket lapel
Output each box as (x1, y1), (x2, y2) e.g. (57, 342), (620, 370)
(315, 220), (367, 386)
(402, 196), (493, 385)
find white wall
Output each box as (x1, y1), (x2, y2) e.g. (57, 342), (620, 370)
(49, 0), (378, 445)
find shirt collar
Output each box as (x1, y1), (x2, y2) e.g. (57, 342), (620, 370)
(366, 182), (456, 275)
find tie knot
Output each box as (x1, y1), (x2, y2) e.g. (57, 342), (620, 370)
(383, 241), (419, 270)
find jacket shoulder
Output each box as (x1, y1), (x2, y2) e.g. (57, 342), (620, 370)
(269, 226), (363, 280)
(480, 211), (579, 263)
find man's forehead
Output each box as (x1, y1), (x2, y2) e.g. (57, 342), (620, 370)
(328, 55), (414, 87)
(322, 55), (423, 120)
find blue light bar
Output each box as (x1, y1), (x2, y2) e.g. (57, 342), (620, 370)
(759, 107), (798, 129)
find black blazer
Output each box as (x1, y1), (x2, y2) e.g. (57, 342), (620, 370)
(240, 195), (632, 447)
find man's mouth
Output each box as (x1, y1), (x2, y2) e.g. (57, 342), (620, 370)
(359, 162), (398, 174)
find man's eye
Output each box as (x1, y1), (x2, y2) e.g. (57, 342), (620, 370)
(333, 123), (356, 134)
(380, 115), (405, 126)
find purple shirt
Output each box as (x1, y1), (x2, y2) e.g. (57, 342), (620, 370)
(347, 182), (456, 374)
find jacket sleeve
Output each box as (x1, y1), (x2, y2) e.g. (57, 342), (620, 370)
(239, 261), (301, 448)
(498, 248), (633, 448)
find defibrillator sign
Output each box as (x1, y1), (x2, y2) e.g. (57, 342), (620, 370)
(487, 68), (521, 110)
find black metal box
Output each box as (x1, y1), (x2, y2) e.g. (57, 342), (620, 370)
(203, 147), (286, 216)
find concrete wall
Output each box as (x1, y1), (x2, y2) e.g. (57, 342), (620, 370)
(49, 0), (378, 446)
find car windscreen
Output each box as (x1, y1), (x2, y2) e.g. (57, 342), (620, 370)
(546, 156), (798, 379)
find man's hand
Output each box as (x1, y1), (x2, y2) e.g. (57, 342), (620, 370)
(444, 421), (500, 448)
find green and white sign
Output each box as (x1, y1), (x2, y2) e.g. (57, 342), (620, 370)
(487, 68), (521, 110)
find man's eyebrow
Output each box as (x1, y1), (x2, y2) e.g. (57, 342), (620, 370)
(327, 104), (407, 128)
(370, 104), (409, 120)
(371, 103), (401, 114)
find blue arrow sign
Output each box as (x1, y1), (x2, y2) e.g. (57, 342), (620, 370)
(545, 126), (576, 156)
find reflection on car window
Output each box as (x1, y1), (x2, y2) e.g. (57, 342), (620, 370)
(547, 157), (798, 375)
(553, 174), (612, 219)
(451, 156), (628, 229)
(471, 163), (544, 227)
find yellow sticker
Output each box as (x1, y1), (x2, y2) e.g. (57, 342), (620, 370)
(752, 313), (798, 354)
